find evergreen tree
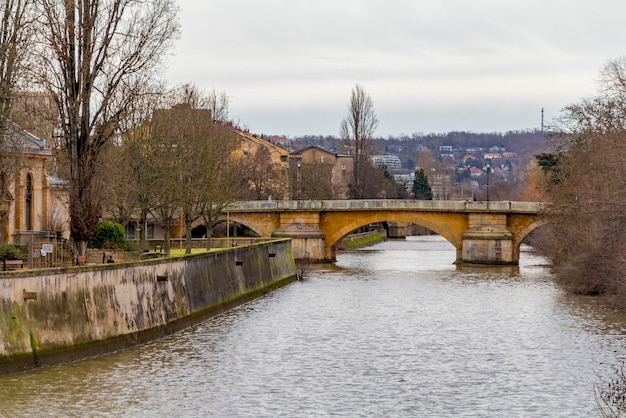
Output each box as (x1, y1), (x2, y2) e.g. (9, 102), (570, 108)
(381, 165), (407, 199)
(412, 168), (433, 200)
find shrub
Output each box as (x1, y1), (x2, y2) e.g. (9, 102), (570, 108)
(120, 240), (142, 253)
(88, 220), (125, 249)
(0, 243), (27, 260)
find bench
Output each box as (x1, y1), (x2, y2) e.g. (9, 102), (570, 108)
(139, 252), (164, 260)
(3, 259), (24, 270)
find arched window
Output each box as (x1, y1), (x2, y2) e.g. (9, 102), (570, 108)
(25, 173), (33, 230)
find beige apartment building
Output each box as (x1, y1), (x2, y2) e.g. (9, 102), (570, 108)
(292, 145), (354, 199)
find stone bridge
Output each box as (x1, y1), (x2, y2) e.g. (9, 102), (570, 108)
(222, 200), (546, 265)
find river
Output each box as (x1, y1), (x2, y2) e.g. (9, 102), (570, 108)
(1, 236), (625, 417)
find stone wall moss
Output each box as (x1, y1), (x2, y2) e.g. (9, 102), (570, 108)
(0, 239), (296, 374)
(29, 331), (39, 367)
(0, 302), (30, 354)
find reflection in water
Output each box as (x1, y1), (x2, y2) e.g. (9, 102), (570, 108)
(0, 236), (624, 417)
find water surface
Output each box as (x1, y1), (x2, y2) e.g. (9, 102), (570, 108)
(1, 236), (623, 417)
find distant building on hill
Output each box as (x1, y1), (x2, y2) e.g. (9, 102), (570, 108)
(372, 155), (402, 171)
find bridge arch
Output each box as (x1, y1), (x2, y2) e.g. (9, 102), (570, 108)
(216, 213), (280, 238)
(513, 218), (551, 250)
(322, 211), (468, 252)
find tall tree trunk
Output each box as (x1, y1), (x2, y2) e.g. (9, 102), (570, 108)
(68, 162), (100, 256)
(184, 209), (193, 254)
(205, 224), (212, 251)
(163, 219), (171, 256)
(140, 208), (148, 251)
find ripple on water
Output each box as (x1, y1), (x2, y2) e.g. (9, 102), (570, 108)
(0, 237), (624, 417)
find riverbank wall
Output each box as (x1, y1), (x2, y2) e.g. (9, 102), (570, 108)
(0, 239), (297, 374)
(337, 230), (385, 250)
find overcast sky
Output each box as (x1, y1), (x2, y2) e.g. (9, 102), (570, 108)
(164, 1), (626, 138)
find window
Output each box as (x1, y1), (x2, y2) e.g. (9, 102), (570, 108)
(124, 223), (136, 239)
(25, 174), (33, 230)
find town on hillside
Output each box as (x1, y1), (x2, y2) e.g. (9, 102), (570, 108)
(273, 130), (547, 202)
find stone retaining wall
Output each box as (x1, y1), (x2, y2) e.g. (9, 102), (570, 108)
(0, 239), (296, 374)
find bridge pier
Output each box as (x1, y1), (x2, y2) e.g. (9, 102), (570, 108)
(461, 214), (516, 265)
(386, 222), (407, 238)
(272, 224), (331, 262)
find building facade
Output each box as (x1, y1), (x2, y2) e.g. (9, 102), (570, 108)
(1, 123), (68, 243)
(235, 127), (290, 200)
(293, 145), (354, 199)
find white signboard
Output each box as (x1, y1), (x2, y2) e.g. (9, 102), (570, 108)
(41, 244), (54, 256)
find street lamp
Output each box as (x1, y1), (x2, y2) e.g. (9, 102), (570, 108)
(297, 162), (301, 201)
(485, 160), (491, 203)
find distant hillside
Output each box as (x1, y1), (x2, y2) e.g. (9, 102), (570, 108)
(290, 130), (549, 171)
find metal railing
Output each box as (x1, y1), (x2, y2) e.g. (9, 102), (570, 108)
(29, 240), (71, 269)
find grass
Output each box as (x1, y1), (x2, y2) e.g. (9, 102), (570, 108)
(167, 248), (212, 257)
(341, 232), (384, 249)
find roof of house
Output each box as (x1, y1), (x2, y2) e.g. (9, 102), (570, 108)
(230, 126), (288, 156)
(292, 144), (352, 158)
(5, 121), (51, 156)
(292, 144), (334, 155)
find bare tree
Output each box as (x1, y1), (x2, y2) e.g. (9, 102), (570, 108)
(207, 88), (230, 122)
(0, 0), (35, 211)
(34, 0), (179, 257)
(161, 87), (216, 254)
(148, 104), (186, 256)
(297, 161), (335, 200)
(599, 57), (626, 97)
(243, 147), (283, 200)
(340, 84), (379, 199)
(104, 84), (167, 250)
(195, 123), (242, 251)
(138, 85), (243, 255)
(163, 85), (242, 254)
(358, 162), (398, 199)
(417, 149), (437, 175)
(0, 0), (33, 123)
(543, 57), (626, 303)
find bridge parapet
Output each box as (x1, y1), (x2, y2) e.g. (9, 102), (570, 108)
(228, 200), (544, 213)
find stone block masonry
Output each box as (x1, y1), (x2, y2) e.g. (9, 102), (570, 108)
(0, 239), (297, 374)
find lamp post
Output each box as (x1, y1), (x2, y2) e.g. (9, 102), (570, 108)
(297, 162), (301, 201)
(485, 160), (491, 203)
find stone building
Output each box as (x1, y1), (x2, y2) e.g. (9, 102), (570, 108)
(291, 145), (354, 199)
(1, 123), (68, 243)
(234, 127), (290, 200)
